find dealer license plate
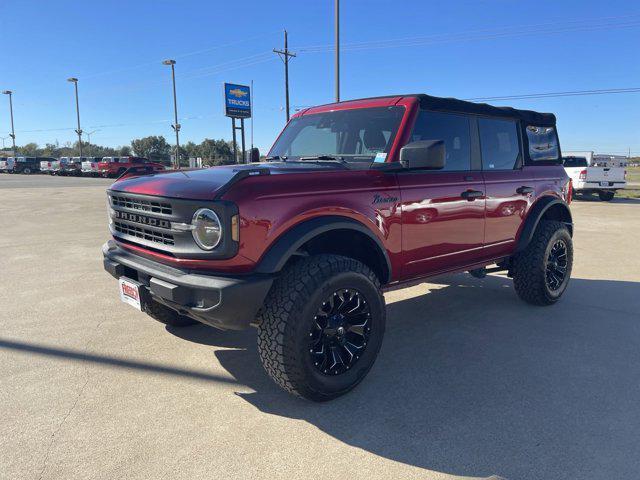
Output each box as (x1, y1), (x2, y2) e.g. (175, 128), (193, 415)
(119, 277), (142, 311)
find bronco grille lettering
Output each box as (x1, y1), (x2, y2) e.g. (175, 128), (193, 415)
(113, 210), (171, 229)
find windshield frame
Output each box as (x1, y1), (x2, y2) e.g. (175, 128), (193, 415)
(267, 104), (408, 165)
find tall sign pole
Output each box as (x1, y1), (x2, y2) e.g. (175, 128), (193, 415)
(273, 30), (296, 122)
(224, 83), (252, 163)
(335, 0), (340, 102)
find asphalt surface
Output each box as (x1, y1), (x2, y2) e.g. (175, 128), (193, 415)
(2, 173), (640, 480)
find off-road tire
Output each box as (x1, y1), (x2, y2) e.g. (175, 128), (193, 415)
(512, 220), (572, 306)
(257, 254), (386, 401)
(598, 191), (615, 201)
(144, 299), (199, 327)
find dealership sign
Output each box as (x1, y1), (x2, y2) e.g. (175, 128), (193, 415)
(224, 83), (251, 118)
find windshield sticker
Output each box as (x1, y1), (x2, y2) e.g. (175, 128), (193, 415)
(373, 152), (387, 163)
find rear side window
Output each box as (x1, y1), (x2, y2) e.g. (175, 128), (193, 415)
(410, 111), (471, 171)
(478, 118), (520, 170)
(563, 157), (588, 168)
(527, 126), (559, 161)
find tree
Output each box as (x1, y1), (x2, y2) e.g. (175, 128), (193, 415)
(118, 146), (132, 156)
(130, 136), (171, 162)
(18, 143), (39, 156)
(198, 138), (233, 166)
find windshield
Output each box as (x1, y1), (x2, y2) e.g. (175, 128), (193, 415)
(268, 106), (404, 162)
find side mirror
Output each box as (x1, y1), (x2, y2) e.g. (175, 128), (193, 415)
(250, 147), (260, 163)
(399, 140), (445, 170)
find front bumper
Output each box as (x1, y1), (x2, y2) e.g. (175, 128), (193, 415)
(102, 240), (274, 330)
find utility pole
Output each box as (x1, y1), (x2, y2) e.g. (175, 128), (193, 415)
(86, 129), (99, 145)
(250, 79), (254, 152)
(67, 78), (83, 157)
(335, 0), (340, 102)
(163, 59), (180, 169)
(273, 30), (296, 122)
(2, 90), (17, 157)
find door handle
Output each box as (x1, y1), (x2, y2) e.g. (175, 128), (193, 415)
(516, 186), (534, 195)
(461, 190), (483, 201)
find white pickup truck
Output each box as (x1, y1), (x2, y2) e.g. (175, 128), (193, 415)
(563, 151), (626, 201)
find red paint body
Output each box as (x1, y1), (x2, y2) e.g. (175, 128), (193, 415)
(109, 95), (570, 285)
(98, 156), (164, 177)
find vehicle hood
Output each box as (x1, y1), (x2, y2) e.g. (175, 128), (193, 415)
(108, 162), (338, 200)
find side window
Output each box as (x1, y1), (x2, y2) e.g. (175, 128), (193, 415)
(526, 126), (559, 161)
(410, 111), (471, 171)
(478, 118), (520, 170)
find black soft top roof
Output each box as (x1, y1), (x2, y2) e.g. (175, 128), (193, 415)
(411, 94), (556, 126)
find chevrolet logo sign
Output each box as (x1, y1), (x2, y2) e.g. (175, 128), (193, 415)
(229, 88), (248, 98)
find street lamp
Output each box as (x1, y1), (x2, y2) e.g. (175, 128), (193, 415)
(67, 78), (83, 157)
(162, 59), (180, 169)
(86, 129), (100, 145)
(2, 90), (16, 158)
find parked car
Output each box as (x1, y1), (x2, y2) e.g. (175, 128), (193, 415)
(102, 93), (573, 401)
(81, 157), (105, 176)
(59, 157), (88, 176)
(40, 157), (65, 174)
(563, 152), (626, 201)
(0, 157), (8, 172)
(13, 156), (49, 174)
(97, 156), (164, 178)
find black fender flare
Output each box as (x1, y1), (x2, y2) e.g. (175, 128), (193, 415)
(515, 197), (573, 253)
(255, 215), (392, 283)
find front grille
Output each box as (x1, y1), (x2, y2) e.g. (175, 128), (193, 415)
(111, 194), (172, 215)
(114, 221), (175, 246)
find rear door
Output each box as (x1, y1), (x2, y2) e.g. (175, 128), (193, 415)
(479, 117), (533, 258)
(398, 110), (485, 278)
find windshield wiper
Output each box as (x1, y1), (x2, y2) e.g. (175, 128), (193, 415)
(297, 155), (350, 168)
(265, 155), (287, 162)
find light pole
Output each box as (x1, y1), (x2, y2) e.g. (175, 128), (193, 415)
(163, 59), (180, 169)
(2, 90), (16, 157)
(335, 0), (340, 102)
(1, 136), (8, 149)
(86, 129), (99, 145)
(67, 78), (83, 157)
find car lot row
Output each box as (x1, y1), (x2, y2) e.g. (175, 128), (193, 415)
(0, 155), (165, 177)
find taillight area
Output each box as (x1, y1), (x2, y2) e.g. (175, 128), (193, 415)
(579, 169), (587, 181)
(567, 179), (573, 204)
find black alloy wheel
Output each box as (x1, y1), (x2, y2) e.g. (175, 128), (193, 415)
(545, 239), (568, 291)
(309, 288), (371, 376)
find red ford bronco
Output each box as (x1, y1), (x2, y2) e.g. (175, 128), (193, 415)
(103, 94), (573, 401)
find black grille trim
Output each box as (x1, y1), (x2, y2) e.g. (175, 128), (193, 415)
(114, 221), (175, 246)
(111, 195), (172, 215)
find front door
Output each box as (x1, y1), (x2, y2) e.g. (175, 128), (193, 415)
(398, 110), (485, 279)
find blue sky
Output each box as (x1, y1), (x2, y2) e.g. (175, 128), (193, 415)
(1, 0), (639, 155)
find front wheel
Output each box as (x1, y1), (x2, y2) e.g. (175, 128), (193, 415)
(598, 191), (615, 201)
(257, 254), (386, 401)
(512, 220), (573, 306)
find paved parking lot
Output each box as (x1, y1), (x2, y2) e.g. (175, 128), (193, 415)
(1, 174), (640, 480)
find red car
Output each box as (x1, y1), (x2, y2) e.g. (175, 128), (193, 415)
(97, 156), (165, 178)
(103, 93), (573, 401)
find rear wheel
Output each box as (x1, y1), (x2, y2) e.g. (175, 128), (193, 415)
(144, 299), (199, 327)
(23, 167), (32, 174)
(512, 220), (573, 305)
(598, 191), (615, 201)
(257, 254), (386, 401)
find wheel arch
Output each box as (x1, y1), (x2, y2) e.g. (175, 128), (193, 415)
(515, 196), (573, 253)
(255, 216), (392, 284)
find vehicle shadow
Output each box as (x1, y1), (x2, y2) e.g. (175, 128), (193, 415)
(573, 194), (640, 204)
(169, 273), (640, 479)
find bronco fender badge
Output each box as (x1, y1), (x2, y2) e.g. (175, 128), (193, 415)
(373, 193), (398, 205)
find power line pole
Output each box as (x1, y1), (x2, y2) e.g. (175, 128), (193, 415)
(2, 90), (16, 157)
(335, 0), (340, 102)
(273, 30), (296, 122)
(163, 59), (181, 169)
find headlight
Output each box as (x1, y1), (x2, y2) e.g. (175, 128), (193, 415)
(192, 208), (222, 250)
